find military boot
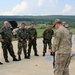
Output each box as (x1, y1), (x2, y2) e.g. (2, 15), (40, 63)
(43, 52), (45, 56)
(13, 57), (19, 61)
(24, 54), (30, 59)
(28, 53), (30, 58)
(0, 62), (3, 65)
(5, 58), (9, 63)
(34, 53), (39, 56)
(18, 55), (21, 61)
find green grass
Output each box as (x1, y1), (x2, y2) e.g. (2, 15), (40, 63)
(71, 28), (75, 34)
(36, 28), (45, 38)
(35, 26), (75, 38)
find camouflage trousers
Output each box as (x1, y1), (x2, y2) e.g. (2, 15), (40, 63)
(28, 39), (37, 56)
(54, 53), (71, 75)
(2, 42), (16, 59)
(18, 42), (27, 57)
(43, 40), (51, 53)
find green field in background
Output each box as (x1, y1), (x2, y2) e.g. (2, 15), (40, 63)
(35, 26), (75, 38)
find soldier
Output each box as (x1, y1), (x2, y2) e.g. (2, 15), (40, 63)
(42, 26), (54, 56)
(0, 21), (18, 63)
(17, 23), (30, 60)
(28, 23), (39, 58)
(52, 21), (71, 75)
(64, 24), (72, 48)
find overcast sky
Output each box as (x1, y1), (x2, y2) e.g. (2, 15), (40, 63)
(0, 0), (75, 16)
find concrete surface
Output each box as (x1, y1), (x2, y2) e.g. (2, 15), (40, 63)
(0, 35), (75, 75)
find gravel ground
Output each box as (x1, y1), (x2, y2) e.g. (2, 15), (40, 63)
(0, 35), (75, 75)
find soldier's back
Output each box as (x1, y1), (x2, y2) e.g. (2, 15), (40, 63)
(55, 26), (71, 54)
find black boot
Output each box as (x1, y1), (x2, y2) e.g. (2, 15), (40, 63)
(25, 56), (30, 59)
(28, 53), (30, 58)
(43, 52), (45, 56)
(13, 57), (19, 61)
(34, 53), (39, 56)
(0, 62), (3, 65)
(5, 58), (9, 63)
(18, 55), (21, 61)
(24, 54), (30, 59)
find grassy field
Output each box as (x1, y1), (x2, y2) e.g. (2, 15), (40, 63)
(0, 25), (75, 39)
(35, 26), (75, 38)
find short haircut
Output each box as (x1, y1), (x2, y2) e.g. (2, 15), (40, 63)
(55, 21), (62, 25)
(21, 23), (26, 26)
(4, 21), (8, 24)
(30, 23), (34, 25)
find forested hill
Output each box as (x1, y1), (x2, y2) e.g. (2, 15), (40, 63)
(0, 15), (75, 27)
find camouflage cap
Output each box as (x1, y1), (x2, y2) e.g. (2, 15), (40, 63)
(64, 24), (69, 28)
(62, 21), (66, 26)
(53, 19), (61, 27)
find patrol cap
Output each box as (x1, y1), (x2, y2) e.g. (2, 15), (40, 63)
(21, 23), (26, 26)
(53, 19), (62, 27)
(64, 24), (69, 28)
(62, 21), (66, 26)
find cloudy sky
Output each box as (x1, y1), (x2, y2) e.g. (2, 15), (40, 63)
(0, 0), (75, 15)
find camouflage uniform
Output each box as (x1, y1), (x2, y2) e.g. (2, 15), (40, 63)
(43, 29), (54, 56)
(28, 28), (38, 57)
(64, 24), (72, 48)
(17, 28), (29, 60)
(52, 26), (71, 75)
(1, 27), (17, 62)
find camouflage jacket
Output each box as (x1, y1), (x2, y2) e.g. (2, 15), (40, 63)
(43, 29), (54, 40)
(0, 27), (12, 42)
(52, 26), (71, 54)
(17, 28), (28, 41)
(28, 28), (37, 40)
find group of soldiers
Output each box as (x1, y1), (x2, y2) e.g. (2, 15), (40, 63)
(0, 21), (55, 65)
(0, 21), (40, 64)
(0, 19), (72, 75)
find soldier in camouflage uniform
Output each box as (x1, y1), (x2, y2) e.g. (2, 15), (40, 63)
(28, 23), (39, 58)
(0, 21), (18, 63)
(42, 26), (54, 56)
(17, 23), (30, 60)
(52, 21), (71, 75)
(63, 23), (72, 48)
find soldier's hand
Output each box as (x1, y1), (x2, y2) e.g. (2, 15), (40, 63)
(25, 39), (27, 41)
(32, 37), (34, 39)
(49, 49), (53, 55)
(48, 49), (52, 52)
(20, 39), (23, 42)
(1, 39), (4, 42)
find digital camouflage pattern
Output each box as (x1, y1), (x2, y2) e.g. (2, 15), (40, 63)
(52, 26), (71, 75)
(1, 27), (16, 59)
(17, 28), (28, 57)
(43, 29), (54, 54)
(27, 28), (38, 56)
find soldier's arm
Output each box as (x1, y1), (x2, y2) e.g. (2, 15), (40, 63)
(27, 28), (31, 39)
(42, 30), (46, 39)
(35, 29), (37, 38)
(52, 31), (61, 52)
(52, 30), (54, 36)
(17, 29), (21, 40)
(26, 29), (29, 39)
